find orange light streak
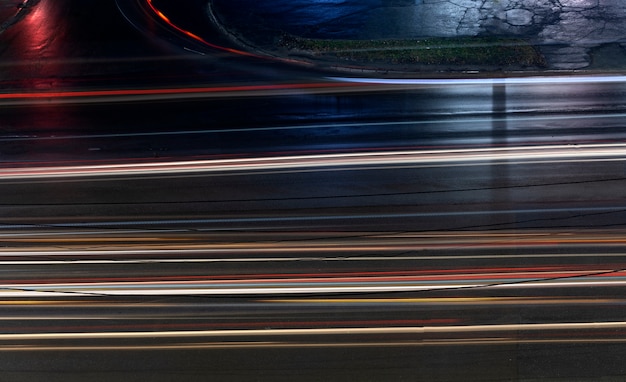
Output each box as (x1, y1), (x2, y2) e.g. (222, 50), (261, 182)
(145, 0), (259, 58)
(0, 81), (364, 100)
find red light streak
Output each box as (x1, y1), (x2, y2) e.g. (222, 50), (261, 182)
(145, 0), (259, 58)
(0, 81), (365, 102)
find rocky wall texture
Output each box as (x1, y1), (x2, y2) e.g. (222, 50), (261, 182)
(213, 0), (626, 70)
(365, 0), (626, 69)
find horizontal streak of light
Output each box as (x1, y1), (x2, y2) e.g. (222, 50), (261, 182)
(0, 228), (187, 235)
(0, 252), (625, 265)
(2, 143), (626, 179)
(0, 298), (616, 309)
(0, 54), (216, 67)
(7, 338), (626, 350)
(0, 298), (618, 311)
(0, 81), (367, 105)
(1, 235), (625, 248)
(4, 269), (620, 285)
(3, 281), (626, 296)
(0, 229), (620, 243)
(1, 257), (623, 287)
(268, 297), (620, 305)
(0, 262), (622, 285)
(145, 0), (257, 58)
(1, 236), (624, 252)
(0, 301), (176, 307)
(1, 227), (612, 239)
(1, 204), (624, 229)
(0, 76), (623, 107)
(3, 112), (625, 143)
(330, 74), (626, 86)
(3, 321), (626, 340)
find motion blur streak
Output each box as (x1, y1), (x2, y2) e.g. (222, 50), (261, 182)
(4, 321), (626, 340)
(331, 74), (626, 85)
(3, 230), (626, 249)
(0, 254), (624, 265)
(0, 81), (367, 105)
(2, 112), (626, 143)
(269, 297), (620, 305)
(1, 282), (625, 296)
(145, 0), (258, 57)
(3, 143), (626, 179)
(9, 339), (626, 351)
(4, 270), (626, 296)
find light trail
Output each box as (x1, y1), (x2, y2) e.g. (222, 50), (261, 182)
(0, 73), (623, 107)
(145, 0), (258, 58)
(1, 252), (626, 265)
(2, 321), (626, 341)
(330, 74), (626, 86)
(8, 338), (626, 350)
(0, 72), (623, 107)
(1, 229), (624, 247)
(2, 229), (624, 297)
(1, 229), (626, 262)
(4, 112), (624, 142)
(2, 142), (626, 180)
(0, 81), (369, 105)
(0, 204), (624, 231)
(2, 267), (626, 296)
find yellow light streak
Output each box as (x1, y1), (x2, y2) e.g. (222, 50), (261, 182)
(2, 321), (626, 341)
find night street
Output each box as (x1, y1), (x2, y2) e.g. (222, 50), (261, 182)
(2, 0), (626, 381)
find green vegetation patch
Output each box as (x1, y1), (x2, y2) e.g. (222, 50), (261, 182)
(278, 35), (546, 67)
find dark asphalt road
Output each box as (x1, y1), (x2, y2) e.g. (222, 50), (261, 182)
(1, 155), (626, 231)
(4, 337), (626, 381)
(1, 142), (626, 381)
(2, 80), (626, 162)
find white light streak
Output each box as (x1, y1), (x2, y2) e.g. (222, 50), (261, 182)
(330, 75), (626, 86)
(2, 279), (626, 297)
(2, 143), (626, 180)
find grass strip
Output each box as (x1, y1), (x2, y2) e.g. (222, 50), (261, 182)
(278, 34), (546, 67)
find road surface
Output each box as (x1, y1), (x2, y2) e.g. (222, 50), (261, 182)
(2, 0), (626, 381)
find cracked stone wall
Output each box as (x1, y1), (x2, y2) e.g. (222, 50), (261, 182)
(213, 0), (626, 69)
(365, 0), (626, 68)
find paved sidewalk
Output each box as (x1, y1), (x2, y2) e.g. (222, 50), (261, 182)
(211, 0), (626, 72)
